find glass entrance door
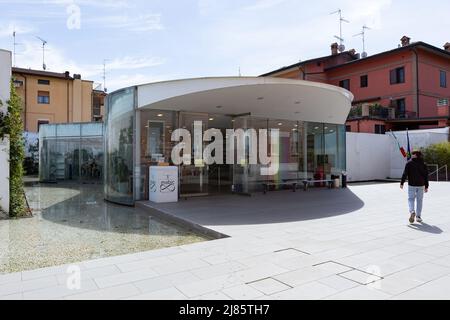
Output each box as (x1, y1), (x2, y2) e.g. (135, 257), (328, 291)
(206, 115), (233, 194)
(178, 112), (209, 197)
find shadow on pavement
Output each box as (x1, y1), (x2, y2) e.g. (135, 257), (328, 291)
(141, 187), (365, 226)
(408, 222), (443, 234)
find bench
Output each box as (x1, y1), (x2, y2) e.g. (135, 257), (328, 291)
(282, 178), (335, 191)
(301, 179), (334, 191)
(262, 181), (297, 194)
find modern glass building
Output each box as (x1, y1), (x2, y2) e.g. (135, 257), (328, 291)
(105, 77), (353, 206)
(39, 122), (104, 183)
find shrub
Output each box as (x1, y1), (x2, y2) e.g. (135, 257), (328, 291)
(421, 142), (450, 168)
(0, 81), (26, 217)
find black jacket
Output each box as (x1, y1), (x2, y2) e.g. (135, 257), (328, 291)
(401, 158), (429, 188)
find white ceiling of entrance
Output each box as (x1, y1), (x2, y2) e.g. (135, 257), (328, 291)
(137, 77), (353, 125)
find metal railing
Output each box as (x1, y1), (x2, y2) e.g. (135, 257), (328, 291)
(428, 164), (448, 182)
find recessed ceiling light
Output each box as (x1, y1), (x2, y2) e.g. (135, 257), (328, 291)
(314, 127), (319, 130)
(278, 122), (283, 126)
(324, 127), (328, 130)
(294, 124), (298, 127)
(209, 118), (214, 121)
(157, 113), (163, 117)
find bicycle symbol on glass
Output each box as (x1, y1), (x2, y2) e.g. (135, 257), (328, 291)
(160, 175), (176, 193)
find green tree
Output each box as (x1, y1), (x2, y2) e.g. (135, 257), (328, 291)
(421, 142), (450, 168)
(0, 81), (26, 217)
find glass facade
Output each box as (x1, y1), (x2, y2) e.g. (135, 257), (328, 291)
(104, 87), (347, 206)
(104, 87), (135, 205)
(230, 117), (346, 193)
(39, 123), (104, 183)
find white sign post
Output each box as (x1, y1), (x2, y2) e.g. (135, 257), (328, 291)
(149, 166), (178, 203)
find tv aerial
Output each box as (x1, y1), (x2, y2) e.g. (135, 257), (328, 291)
(102, 59), (109, 92)
(35, 36), (48, 70)
(353, 25), (371, 58)
(330, 9), (350, 52)
(12, 29), (23, 67)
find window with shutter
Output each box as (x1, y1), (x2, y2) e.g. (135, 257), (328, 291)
(390, 67), (405, 84)
(390, 69), (397, 84)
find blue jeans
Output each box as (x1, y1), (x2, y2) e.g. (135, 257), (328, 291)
(408, 186), (424, 217)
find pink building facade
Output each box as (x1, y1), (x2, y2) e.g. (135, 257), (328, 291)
(263, 37), (450, 134)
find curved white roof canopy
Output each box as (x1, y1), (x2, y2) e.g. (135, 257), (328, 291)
(137, 77), (353, 124)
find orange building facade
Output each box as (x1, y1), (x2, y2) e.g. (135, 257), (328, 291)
(262, 37), (450, 133)
(12, 68), (105, 132)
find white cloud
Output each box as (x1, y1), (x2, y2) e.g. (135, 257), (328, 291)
(86, 14), (163, 32)
(345, 0), (392, 30)
(243, 0), (287, 11)
(105, 73), (173, 91)
(0, 0), (132, 9)
(13, 40), (166, 91)
(106, 56), (165, 70)
(0, 21), (36, 38)
(106, 56), (165, 71)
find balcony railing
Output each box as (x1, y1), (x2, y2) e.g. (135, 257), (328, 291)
(395, 110), (417, 119)
(347, 104), (418, 120)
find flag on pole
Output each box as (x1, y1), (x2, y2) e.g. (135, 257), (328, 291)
(406, 128), (412, 160)
(390, 130), (408, 158)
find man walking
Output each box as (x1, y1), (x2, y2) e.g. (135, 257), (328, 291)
(400, 150), (429, 224)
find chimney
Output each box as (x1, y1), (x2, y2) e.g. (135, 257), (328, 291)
(401, 36), (411, 47)
(64, 71), (70, 78)
(73, 74), (81, 80)
(348, 49), (356, 56)
(331, 42), (339, 55)
(444, 42), (450, 52)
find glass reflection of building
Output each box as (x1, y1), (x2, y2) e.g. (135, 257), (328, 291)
(104, 83), (349, 206)
(39, 122), (104, 183)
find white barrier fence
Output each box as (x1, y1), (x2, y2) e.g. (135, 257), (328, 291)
(346, 128), (449, 182)
(0, 49), (11, 214)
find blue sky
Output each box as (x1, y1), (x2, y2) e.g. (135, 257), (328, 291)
(0, 0), (449, 91)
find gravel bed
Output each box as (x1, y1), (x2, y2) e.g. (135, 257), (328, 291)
(0, 183), (207, 273)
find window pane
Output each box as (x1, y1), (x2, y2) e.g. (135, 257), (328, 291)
(441, 70), (447, 88)
(360, 75), (368, 87)
(81, 122), (103, 136)
(38, 79), (50, 85)
(397, 67), (405, 83)
(56, 123), (80, 137)
(390, 69), (397, 84)
(38, 91), (50, 104)
(339, 79), (350, 90)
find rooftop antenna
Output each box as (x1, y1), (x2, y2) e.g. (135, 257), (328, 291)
(35, 36), (47, 70)
(102, 59), (109, 92)
(353, 25), (371, 58)
(330, 9), (350, 52)
(13, 29), (17, 67)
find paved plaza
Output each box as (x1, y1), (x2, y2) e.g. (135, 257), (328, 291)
(1, 182), (450, 300)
